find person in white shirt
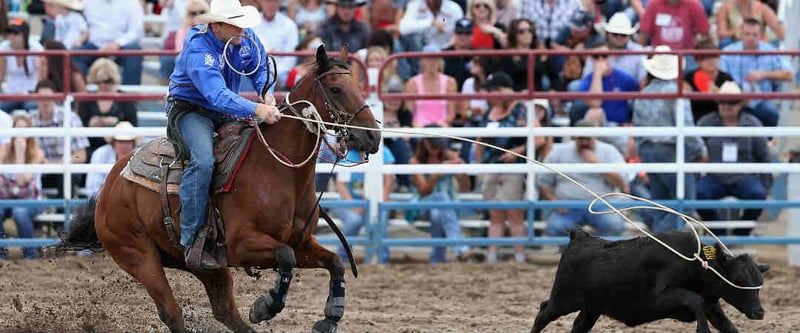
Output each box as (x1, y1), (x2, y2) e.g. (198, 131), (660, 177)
(85, 121), (139, 196)
(0, 19), (43, 112)
(74, 0), (145, 85)
(45, 0), (89, 49)
(252, 0), (300, 88)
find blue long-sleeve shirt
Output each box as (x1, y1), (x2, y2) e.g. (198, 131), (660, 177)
(168, 25), (272, 119)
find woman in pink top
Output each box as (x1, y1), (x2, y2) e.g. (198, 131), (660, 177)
(403, 45), (457, 127)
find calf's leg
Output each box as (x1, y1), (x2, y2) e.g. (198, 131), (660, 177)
(654, 288), (711, 333)
(571, 310), (601, 333)
(531, 300), (573, 333)
(705, 300), (740, 333)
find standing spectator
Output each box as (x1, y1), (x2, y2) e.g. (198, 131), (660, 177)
(319, 0), (371, 53)
(159, 0), (209, 85)
(85, 121), (138, 196)
(504, 18), (562, 92)
(78, 58), (138, 157)
(716, 0), (783, 49)
(443, 18), (475, 91)
(466, 0), (507, 49)
(288, 0), (329, 36)
(30, 80), (90, 198)
(408, 130), (471, 263)
(50, 0), (88, 49)
(0, 113), (47, 260)
(632, 46), (707, 232)
(37, 40), (88, 94)
(539, 119), (626, 237)
(474, 71), (527, 263)
(695, 81), (770, 231)
(517, 0), (582, 48)
(571, 48), (640, 126)
(404, 45), (458, 128)
(638, 0), (709, 70)
(253, 0), (299, 88)
(0, 19), (43, 112)
(719, 18), (793, 128)
(584, 13), (647, 84)
(684, 39), (735, 122)
(74, 0), (144, 85)
(332, 145), (395, 264)
(398, 0), (464, 53)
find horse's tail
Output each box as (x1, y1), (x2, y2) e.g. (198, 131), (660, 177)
(54, 196), (104, 254)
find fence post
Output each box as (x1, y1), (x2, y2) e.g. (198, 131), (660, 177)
(63, 94), (74, 201)
(363, 93), (384, 264)
(789, 169), (800, 266)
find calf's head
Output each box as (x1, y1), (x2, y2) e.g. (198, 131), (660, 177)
(710, 243), (769, 320)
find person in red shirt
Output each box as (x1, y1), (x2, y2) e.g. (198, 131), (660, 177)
(638, 0), (710, 51)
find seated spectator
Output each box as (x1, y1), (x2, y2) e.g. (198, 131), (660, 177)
(462, 55), (501, 126)
(319, 0), (371, 53)
(570, 47), (640, 126)
(0, 112), (47, 260)
(504, 18), (562, 92)
(30, 80), (90, 198)
(494, 0), (517, 28)
(553, 10), (604, 85)
(367, 0), (398, 32)
(695, 81), (770, 232)
(584, 13), (647, 85)
(539, 119), (626, 238)
(382, 84), (413, 190)
(288, 0), (329, 36)
(719, 18), (793, 127)
(78, 58), (138, 157)
(404, 45), (458, 128)
(0, 111), (11, 145)
(517, 0), (582, 49)
(253, 0), (299, 88)
(332, 144), (395, 264)
(285, 34), (323, 89)
(0, 19), (43, 112)
(37, 40), (88, 94)
(474, 71), (527, 263)
(582, 107), (628, 155)
(398, 0), (464, 53)
(632, 46), (708, 232)
(85, 121), (138, 196)
(159, 0), (209, 85)
(637, 0), (710, 71)
(443, 18), (475, 91)
(40, 0), (58, 43)
(48, 0), (88, 49)
(74, 0), (144, 85)
(407, 130), (471, 263)
(364, 46), (402, 92)
(684, 39), (735, 123)
(466, 0), (507, 49)
(716, 0), (783, 49)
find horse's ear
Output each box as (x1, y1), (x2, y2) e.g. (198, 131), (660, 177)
(339, 43), (348, 63)
(316, 44), (329, 71)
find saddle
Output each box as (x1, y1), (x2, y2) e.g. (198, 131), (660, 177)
(121, 122), (256, 194)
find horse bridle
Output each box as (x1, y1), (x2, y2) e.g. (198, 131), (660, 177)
(312, 68), (370, 140)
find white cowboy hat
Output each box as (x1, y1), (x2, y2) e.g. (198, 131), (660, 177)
(195, 0), (260, 29)
(718, 80), (742, 94)
(643, 45), (679, 80)
(105, 121), (139, 143)
(44, 0), (83, 11)
(604, 12), (637, 35)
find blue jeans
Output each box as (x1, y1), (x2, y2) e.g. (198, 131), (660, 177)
(0, 207), (41, 259)
(696, 175), (767, 221)
(417, 192), (468, 264)
(332, 206), (389, 264)
(396, 33), (423, 80)
(545, 208), (625, 237)
(638, 143), (696, 232)
(0, 101), (38, 113)
(177, 111), (232, 247)
(384, 138), (411, 188)
(73, 41), (144, 85)
(750, 101), (780, 127)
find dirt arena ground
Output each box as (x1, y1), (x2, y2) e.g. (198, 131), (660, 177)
(1, 244), (799, 333)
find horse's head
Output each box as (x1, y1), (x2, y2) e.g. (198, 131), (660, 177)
(307, 44), (381, 154)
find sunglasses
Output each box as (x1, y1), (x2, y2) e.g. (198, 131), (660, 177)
(97, 79), (116, 85)
(6, 30), (21, 35)
(517, 27), (535, 34)
(718, 100), (739, 106)
(591, 54), (609, 60)
(188, 10), (207, 16)
(608, 32), (628, 38)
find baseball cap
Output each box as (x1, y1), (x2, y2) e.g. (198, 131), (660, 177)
(481, 71), (514, 90)
(5, 18), (29, 34)
(454, 18), (474, 34)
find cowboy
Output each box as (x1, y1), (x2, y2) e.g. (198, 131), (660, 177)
(85, 121), (139, 196)
(168, 0), (282, 270)
(319, 0), (371, 53)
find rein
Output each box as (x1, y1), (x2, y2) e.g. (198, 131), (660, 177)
(275, 115), (763, 291)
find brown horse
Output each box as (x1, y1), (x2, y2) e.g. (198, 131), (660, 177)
(58, 45), (381, 333)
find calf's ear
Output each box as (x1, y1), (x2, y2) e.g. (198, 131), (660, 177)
(757, 263), (770, 273)
(714, 243), (728, 262)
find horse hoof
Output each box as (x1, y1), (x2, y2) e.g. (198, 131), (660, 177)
(248, 295), (281, 324)
(312, 319), (338, 333)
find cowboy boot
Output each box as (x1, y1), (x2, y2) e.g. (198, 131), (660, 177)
(184, 229), (221, 270)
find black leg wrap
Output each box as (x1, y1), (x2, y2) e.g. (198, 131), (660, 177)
(248, 271), (293, 324)
(324, 279), (346, 322)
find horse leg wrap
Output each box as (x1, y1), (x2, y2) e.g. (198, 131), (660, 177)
(249, 271), (292, 323)
(323, 279), (346, 322)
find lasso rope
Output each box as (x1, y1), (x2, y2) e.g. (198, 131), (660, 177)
(222, 34), (262, 77)
(272, 112), (761, 290)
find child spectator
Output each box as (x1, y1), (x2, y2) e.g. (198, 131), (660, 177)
(47, 0), (88, 49)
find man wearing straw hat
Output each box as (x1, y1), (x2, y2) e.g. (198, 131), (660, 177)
(584, 12), (647, 84)
(85, 121), (139, 196)
(168, 0), (281, 270)
(632, 45), (707, 233)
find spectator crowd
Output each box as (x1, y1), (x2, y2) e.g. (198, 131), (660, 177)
(0, 0), (793, 261)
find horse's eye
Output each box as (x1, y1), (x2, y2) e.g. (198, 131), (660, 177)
(330, 87), (342, 94)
